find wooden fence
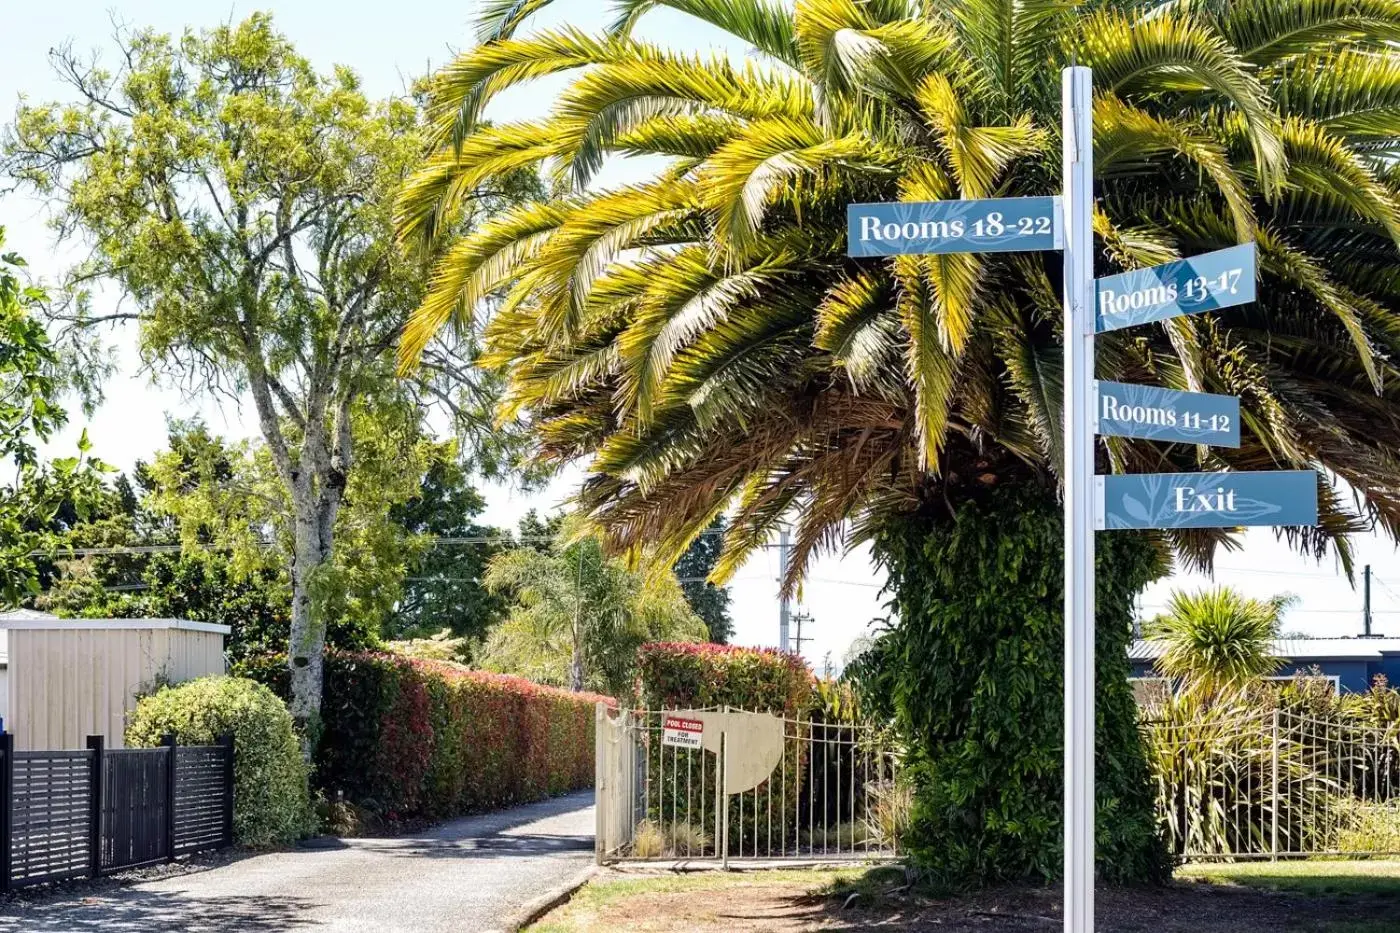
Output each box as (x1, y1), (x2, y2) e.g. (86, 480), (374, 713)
(0, 732), (233, 890)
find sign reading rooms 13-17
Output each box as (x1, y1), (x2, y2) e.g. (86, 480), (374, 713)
(1095, 243), (1256, 332)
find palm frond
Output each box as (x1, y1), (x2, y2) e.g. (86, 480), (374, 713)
(609, 0), (803, 67)
(1093, 95), (1256, 240)
(1072, 8), (1285, 189)
(426, 29), (634, 150)
(1219, 0), (1400, 69)
(398, 201), (572, 371)
(396, 122), (561, 249)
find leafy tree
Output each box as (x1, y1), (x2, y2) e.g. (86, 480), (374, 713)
(41, 420), (502, 661)
(516, 509), (565, 551)
(1149, 586), (1295, 698)
(394, 0), (1400, 884)
(0, 228), (107, 605)
(480, 527), (706, 696)
(3, 15), (536, 737)
(673, 517), (733, 643)
(46, 550), (298, 664)
(385, 457), (509, 645)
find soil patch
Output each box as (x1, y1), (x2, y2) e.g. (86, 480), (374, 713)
(530, 867), (1400, 932)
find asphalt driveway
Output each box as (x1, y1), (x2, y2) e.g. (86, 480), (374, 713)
(0, 791), (596, 933)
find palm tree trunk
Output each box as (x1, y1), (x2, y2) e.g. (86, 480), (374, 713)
(870, 481), (1170, 886)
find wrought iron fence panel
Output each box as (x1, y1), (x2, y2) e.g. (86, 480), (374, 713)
(1146, 705), (1400, 861)
(596, 706), (905, 865)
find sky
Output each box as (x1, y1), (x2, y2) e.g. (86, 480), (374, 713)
(2, 1), (1398, 670)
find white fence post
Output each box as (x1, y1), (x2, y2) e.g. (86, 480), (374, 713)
(1271, 706), (1280, 861)
(595, 703), (607, 864)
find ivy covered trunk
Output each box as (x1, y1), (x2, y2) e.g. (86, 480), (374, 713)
(868, 482), (1169, 888)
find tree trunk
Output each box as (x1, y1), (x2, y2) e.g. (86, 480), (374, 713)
(286, 490), (330, 756)
(866, 482), (1170, 887)
(569, 626), (585, 692)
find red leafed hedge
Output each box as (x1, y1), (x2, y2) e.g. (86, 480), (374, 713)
(635, 642), (813, 715)
(239, 652), (610, 821)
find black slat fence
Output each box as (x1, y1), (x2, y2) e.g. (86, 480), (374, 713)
(10, 749), (93, 887)
(173, 739), (233, 857)
(0, 732), (233, 891)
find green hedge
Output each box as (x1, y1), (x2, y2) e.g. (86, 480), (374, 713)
(635, 642), (813, 714)
(239, 651), (608, 821)
(126, 676), (312, 847)
(868, 484), (1169, 887)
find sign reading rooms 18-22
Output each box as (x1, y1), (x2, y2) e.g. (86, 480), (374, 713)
(846, 196), (1060, 256)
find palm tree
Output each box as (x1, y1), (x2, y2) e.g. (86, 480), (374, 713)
(396, 0), (1400, 885)
(481, 532), (706, 695)
(1149, 586), (1295, 697)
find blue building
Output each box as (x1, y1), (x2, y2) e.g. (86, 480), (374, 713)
(1128, 637), (1400, 694)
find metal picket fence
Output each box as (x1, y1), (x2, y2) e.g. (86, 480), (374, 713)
(595, 706), (906, 865)
(1145, 705), (1400, 860)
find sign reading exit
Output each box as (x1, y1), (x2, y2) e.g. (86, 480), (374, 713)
(1096, 470), (1318, 530)
(847, 196), (1060, 256)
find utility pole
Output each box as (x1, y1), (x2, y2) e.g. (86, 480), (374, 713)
(792, 610), (814, 658)
(1364, 564), (1374, 636)
(778, 526), (791, 651)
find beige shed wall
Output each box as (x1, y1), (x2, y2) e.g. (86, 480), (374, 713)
(7, 626), (226, 751)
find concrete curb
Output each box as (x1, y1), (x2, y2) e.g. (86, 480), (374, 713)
(500, 863), (597, 932)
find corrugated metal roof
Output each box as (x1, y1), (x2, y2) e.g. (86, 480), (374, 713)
(0, 608), (52, 622)
(1130, 636), (1400, 662)
(0, 610), (229, 635)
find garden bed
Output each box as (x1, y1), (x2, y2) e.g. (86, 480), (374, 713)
(528, 864), (1400, 932)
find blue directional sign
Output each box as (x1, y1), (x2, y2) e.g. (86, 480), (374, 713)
(1096, 470), (1317, 530)
(1095, 243), (1256, 332)
(1095, 381), (1240, 447)
(847, 196), (1060, 257)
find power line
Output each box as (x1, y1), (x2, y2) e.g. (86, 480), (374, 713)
(1187, 566), (1379, 580)
(28, 527), (747, 559)
(1141, 604), (1400, 616)
(807, 577), (884, 588)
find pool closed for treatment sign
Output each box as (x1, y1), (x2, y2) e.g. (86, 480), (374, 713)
(661, 715), (703, 750)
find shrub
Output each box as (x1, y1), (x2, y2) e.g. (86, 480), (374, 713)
(1336, 799), (1400, 853)
(238, 651), (608, 822)
(126, 676), (311, 847)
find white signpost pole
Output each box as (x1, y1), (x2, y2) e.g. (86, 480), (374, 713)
(1061, 65), (1096, 933)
